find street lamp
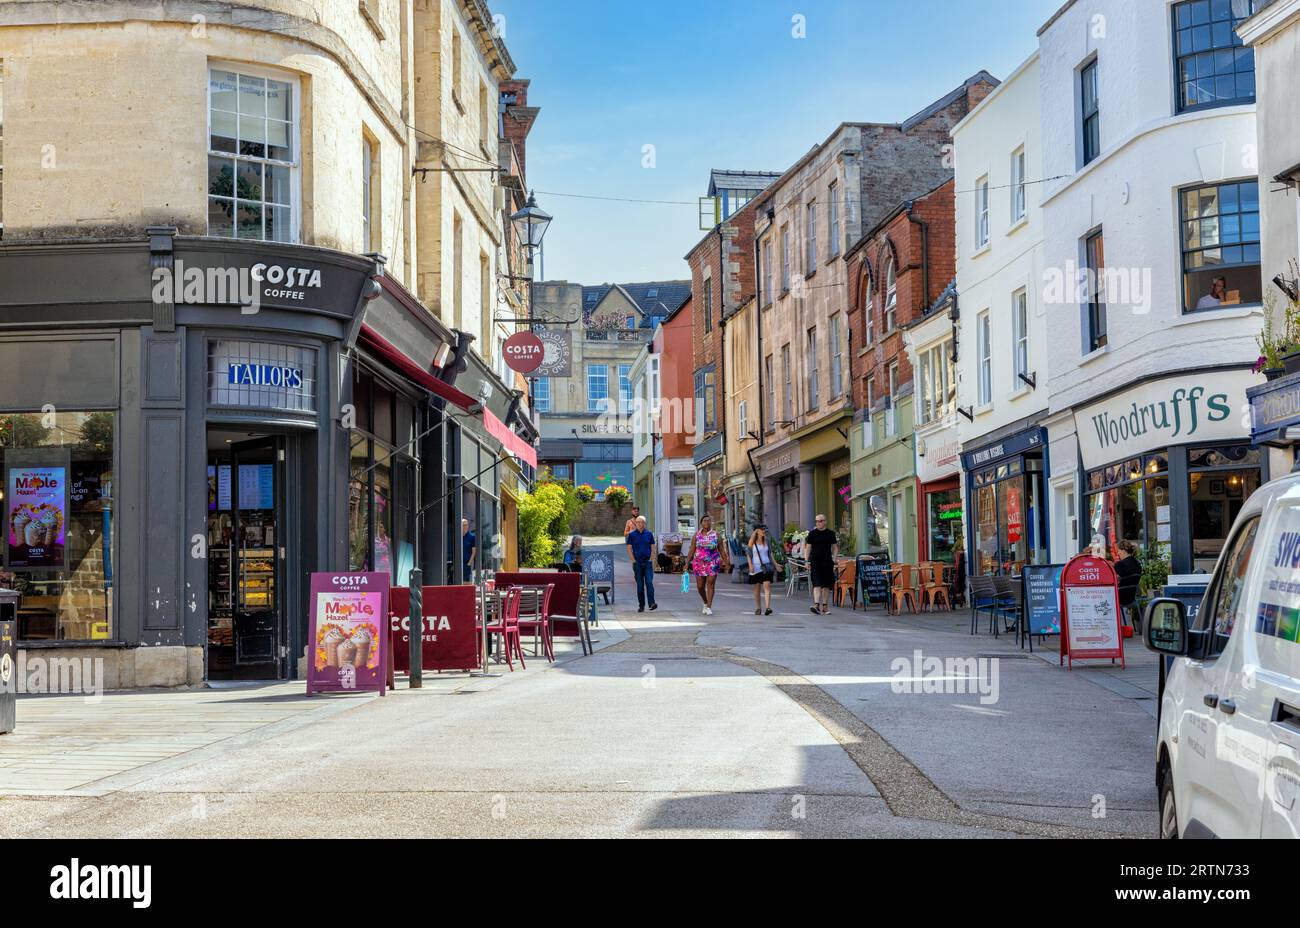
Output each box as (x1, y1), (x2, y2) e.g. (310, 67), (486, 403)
(511, 190), (552, 270)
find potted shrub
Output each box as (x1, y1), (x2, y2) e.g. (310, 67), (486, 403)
(1257, 286), (1300, 380)
(574, 483), (596, 504)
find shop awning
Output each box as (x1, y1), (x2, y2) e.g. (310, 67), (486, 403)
(483, 406), (539, 469)
(358, 324), (479, 412)
(359, 324), (538, 470)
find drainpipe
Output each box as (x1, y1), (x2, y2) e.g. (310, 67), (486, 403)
(906, 200), (930, 309)
(751, 206), (775, 523)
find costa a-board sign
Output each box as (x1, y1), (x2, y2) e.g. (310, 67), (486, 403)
(388, 585), (480, 673)
(502, 332), (545, 375)
(1059, 554), (1125, 669)
(307, 572), (390, 696)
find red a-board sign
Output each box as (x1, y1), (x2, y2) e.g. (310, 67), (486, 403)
(1058, 555), (1126, 670)
(388, 585), (481, 673)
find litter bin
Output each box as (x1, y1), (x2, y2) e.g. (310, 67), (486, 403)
(0, 590), (16, 733)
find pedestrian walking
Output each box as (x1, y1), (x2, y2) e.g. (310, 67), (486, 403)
(805, 514), (839, 615)
(623, 504), (642, 538)
(747, 525), (776, 616)
(625, 515), (659, 613)
(686, 515), (729, 615)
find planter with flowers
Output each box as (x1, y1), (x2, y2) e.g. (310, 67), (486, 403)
(1256, 285), (1300, 381)
(604, 484), (630, 511)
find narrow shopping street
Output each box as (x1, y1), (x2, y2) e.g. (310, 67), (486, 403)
(0, 549), (1155, 838)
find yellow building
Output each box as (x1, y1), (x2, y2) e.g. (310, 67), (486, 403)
(722, 296), (761, 541)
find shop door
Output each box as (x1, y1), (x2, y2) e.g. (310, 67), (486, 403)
(230, 437), (286, 678)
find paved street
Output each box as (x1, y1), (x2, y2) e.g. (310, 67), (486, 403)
(0, 547), (1156, 838)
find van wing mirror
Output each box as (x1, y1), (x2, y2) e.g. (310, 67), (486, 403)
(1144, 597), (1189, 657)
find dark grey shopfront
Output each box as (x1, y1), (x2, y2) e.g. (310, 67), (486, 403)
(0, 231), (484, 682)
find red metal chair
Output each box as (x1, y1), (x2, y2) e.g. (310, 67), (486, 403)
(516, 583), (556, 662)
(482, 587), (526, 671)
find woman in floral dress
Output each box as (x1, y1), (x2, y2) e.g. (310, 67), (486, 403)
(686, 515), (730, 616)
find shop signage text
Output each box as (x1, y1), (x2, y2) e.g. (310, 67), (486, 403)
(1248, 374), (1300, 445)
(1088, 387), (1230, 451)
(1074, 371), (1256, 471)
(502, 332), (545, 375)
(227, 363), (304, 389)
(151, 260), (325, 313)
(534, 330), (573, 378)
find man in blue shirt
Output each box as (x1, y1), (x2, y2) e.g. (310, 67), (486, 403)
(625, 515), (658, 613)
(461, 518), (476, 582)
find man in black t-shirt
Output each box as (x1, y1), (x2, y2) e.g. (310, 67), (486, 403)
(805, 514), (840, 615)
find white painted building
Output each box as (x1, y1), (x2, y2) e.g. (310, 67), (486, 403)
(1038, 0), (1266, 575)
(951, 52), (1050, 578)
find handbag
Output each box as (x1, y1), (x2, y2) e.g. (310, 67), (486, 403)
(680, 572), (691, 593)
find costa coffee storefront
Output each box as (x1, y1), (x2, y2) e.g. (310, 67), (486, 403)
(0, 231), (484, 686)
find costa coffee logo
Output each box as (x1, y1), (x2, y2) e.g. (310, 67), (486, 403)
(503, 332), (545, 374)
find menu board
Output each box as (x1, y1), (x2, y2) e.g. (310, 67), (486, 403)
(238, 464), (274, 511)
(1022, 564), (1064, 636)
(858, 556), (891, 605)
(1065, 586), (1123, 655)
(307, 572), (390, 696)
(5, 451), (69, 570)
(208, 464), (272, 511)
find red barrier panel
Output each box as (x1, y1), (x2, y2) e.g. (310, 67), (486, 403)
(388, 585), (481, 673)
(492, 572), (581, 637)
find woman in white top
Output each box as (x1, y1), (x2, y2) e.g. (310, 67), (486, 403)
(747, 526), (776, 616)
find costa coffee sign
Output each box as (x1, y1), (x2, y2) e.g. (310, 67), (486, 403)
(503, 332), (545, 374)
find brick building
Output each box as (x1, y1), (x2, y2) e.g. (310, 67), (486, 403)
(846, 178), (956, 562)
(685, 196), (762, 535)
(751, 72), (995, 552)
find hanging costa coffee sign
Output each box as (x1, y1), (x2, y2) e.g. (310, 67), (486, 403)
(502, 332), (545, 375)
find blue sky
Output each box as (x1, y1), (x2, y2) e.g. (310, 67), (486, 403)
(492, 0), (1063, 286)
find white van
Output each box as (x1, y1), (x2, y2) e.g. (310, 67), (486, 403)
(1144, 472), (1300, 838)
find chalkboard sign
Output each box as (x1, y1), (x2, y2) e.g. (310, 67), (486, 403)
(1022, 564), (1064, 641)
(857, 555), (891, 605)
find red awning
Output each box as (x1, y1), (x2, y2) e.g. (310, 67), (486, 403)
(482, 406), (539, 470)
(358, 324), (538, 470)
(358, 324), (479, 412)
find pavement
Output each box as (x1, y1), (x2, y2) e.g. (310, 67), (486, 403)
(0, 546), (1158, 837)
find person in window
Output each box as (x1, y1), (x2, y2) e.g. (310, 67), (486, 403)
(461, 518), (476, 582)
(563, 535), (584, 573)
(805, 514), (840, 616)
(1195, 276), (1228, 310)
(1114, 540), (1142, 631)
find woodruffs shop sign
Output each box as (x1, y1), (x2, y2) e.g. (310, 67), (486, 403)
(1073, 370), (1256, 470)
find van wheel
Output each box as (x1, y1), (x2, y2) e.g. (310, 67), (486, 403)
(1159, 768), (1179, 839)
